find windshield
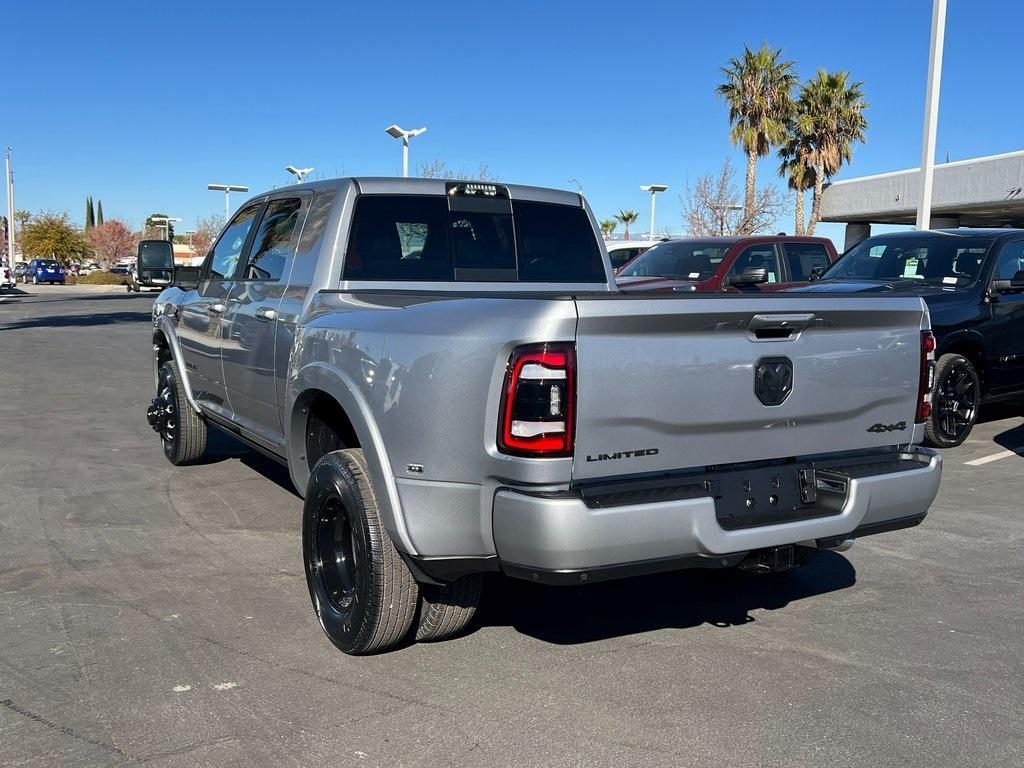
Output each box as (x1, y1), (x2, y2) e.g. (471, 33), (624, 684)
(823, 235), (991, 285)
(617, 241), (730, 280)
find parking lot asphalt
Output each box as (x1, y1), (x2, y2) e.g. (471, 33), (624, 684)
(1, 286), (1022, 767)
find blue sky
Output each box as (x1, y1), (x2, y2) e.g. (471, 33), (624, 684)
(5, 0), (1022, 246)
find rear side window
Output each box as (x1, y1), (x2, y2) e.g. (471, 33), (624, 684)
(342, 195), (604, 283)
(242, 198), (303, 281)
(784, 242), (832, 281)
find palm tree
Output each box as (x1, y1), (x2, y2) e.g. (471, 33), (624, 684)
(599, 219), (618, 240)
(777, 131), (816, 235)
(615, 209), (639, 240)
(796, 69), (868, 234)
(717, 43), (797, 224)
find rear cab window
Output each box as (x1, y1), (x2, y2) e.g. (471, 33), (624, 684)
(342, 188), (605, 283)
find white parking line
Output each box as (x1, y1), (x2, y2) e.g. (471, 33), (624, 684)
(964, 450), (1018, 466)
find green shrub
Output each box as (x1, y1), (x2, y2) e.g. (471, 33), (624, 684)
(76, 271), (130, 285)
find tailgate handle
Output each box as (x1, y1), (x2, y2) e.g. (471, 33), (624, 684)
(748, 313), (815, 340)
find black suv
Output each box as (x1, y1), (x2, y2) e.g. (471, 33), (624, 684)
(793, 229), (1024, 447)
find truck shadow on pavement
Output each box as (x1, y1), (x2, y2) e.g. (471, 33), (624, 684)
(477, 554), (856, 644)
(202, 428), (301, 497)
(0, 309), (153, 330)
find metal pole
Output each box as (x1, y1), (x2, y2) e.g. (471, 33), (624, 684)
(402, 138), (409, 178)
(648, 191), (657, 241)
(5, 148), (14, 267)
(915, 0), (947, 230)
(224, 191), (230, 222)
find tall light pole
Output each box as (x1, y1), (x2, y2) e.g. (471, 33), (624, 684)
(207, 183), (249, 222)
(916, 0), (947, 231)
(286, 165), (314, 183)
(385, 124), (426, 177)
(640, 184), (668, 240)
(5, 147), (14, 266)
(150, 216), (182, 241)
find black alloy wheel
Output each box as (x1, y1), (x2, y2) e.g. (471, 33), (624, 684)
(311, 494), (363, 617)
(302, 449), (419, 654)
(148, 361), (207, 465)
(925, 354), (980, 448)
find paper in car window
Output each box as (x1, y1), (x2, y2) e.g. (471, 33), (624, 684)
(769, 272), (776, 282)
(689, 272), (700, 279)
(943, 276), (958, 285)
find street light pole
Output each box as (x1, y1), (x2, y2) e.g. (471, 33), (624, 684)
(5, 147), (14, 266)
(207, 183), (250, 222)
(641, 184), (668, 240)
(916, 0), (947, 231)
(385, 125), (426, 177)
(149, 216), (182, 242)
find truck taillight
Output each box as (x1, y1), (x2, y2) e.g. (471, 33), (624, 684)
(917, 331), (936, 423)
(498, 343), (575, 457)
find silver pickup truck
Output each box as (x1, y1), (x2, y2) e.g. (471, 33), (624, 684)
(142, 177), (942, 655)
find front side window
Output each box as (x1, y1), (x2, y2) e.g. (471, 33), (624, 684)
(207, 204), (261, 279)
(617, 241), (729, 281)
(993, 241), (1024, 281)
(823, 235), (992, 285)
(785, 242), (831, 281)
(242, 198), (303, 281)
(730, 245), (780, 283)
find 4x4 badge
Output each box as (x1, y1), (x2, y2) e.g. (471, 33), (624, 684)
(866, 421), (907, 433)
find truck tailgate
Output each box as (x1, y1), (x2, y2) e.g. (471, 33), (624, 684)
(572, 296), (929, 480)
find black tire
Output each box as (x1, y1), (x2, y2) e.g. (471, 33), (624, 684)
(925, 354), (980, 448)
(415, 575), (483, 642)
(303, 449), (419, 655)
(156, 361), (207, 465)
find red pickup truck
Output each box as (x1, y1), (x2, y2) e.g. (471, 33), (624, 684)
(615, 235), (839, 292)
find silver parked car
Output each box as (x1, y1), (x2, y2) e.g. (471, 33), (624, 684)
(142, 177), (942, 654)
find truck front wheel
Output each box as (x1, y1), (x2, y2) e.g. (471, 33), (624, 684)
(151, 361), (207, 465)
(303, 449), (419, 654)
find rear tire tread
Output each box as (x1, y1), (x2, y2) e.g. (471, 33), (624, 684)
(415, 574), (483, 642)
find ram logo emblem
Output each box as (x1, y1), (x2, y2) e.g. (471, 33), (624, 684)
(754, 357), (793, 406)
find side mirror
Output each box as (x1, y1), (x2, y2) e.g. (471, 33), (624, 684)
(807, 266), (825, 282)
(137, 240), (175, 285)
(726, 266), (769, 287)
(992, 269), (1024, 292)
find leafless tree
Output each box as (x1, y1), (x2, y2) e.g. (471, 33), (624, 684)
(681, 158), (785, 236)
(418, 157), (498, 181)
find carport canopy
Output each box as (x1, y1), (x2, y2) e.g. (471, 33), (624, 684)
(821, 150), (1024, 248)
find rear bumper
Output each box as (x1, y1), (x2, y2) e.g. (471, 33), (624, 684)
(492, 447), (941, 583)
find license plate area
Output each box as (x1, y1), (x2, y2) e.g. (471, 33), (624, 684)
(712, 464), (836, 530)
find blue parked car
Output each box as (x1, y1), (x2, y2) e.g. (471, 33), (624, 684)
(26, 258), (66, 285)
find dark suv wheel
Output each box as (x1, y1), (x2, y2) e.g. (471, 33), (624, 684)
(303, 449), (419, 654)
(925, 353), (980, 448)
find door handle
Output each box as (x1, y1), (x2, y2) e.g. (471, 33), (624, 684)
(255, 306), (277, 322)
(208, 302), (225, 315)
